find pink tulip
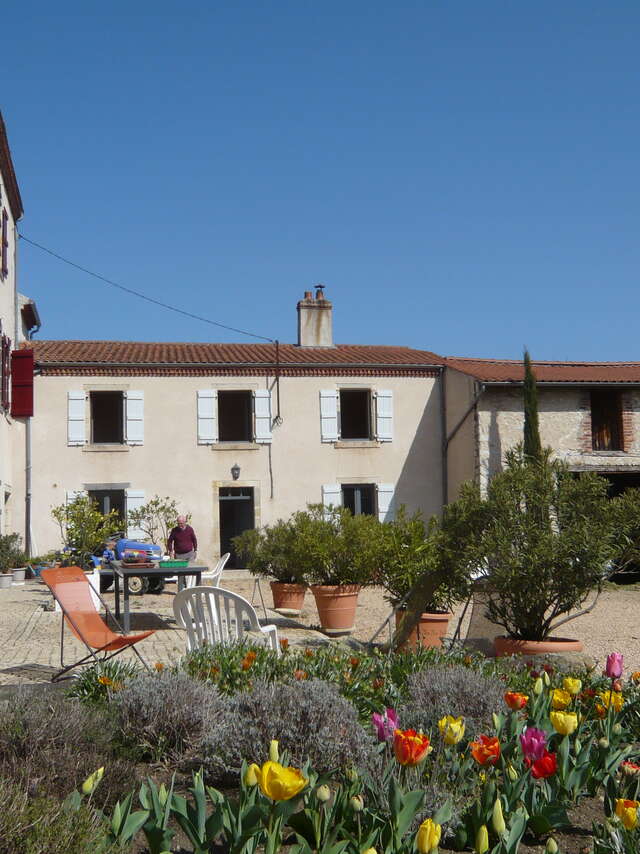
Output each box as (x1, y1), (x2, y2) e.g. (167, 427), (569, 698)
(520, 727), (547, 761)
(371, 708), (399, 742)
(605, 653), (624, 680)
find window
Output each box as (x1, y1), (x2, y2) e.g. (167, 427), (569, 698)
(1, 210), (8, 280)
(342, 483), (376, 516)
(88, 489), (126, 521)
(591, 390), (623, 451)
(218, 391), (252, 441)
(90, 391), (124, 444)
(1, 335), (11, 411)
(339, 389), (371, 439)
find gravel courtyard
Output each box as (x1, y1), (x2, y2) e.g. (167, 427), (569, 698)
(1, 573), (639, 687)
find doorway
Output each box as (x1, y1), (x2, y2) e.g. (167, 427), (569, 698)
(219, 487), (255, 568)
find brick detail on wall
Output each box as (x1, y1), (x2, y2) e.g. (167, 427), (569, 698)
(621, 393), (635, 453)
(577, 391), (592, 453)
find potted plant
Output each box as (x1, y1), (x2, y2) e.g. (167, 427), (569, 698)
(450, 446), (640, 655)
(377, 507), (470, 649)
(300, 505), (381, 636)
(0, 533), (27, 588)
(234, 520), (308, 616)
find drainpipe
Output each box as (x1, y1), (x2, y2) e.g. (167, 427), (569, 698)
(24, 316), (41, 558)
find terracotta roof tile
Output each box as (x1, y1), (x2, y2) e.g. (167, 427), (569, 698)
(31, 340), (443, 376)
(446, 357), (640, 384)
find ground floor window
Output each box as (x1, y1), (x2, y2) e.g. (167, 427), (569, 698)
(341, 483), (376, 516)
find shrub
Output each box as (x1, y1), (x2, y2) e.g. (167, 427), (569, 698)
(201, 678), (376, 782)
(0, 778), (112, 854)
(400, 664), (505, 738)
(113, 670), (224, 762)
(0, 689), (137, 809)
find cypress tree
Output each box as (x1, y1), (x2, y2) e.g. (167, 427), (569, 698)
(523, 349), (542, 462)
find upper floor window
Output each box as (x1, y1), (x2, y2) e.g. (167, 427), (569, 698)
(591, 390), (623, 451)
(91, 391), (124, 444)
(319, 388), (393, 443)
(67, 390), (144, 446)
(197, 389), (272, 445)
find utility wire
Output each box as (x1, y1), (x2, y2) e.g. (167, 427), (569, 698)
(18, 233), (275, 343)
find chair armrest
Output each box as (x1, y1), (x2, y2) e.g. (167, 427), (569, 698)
(259, 623), (279, 652)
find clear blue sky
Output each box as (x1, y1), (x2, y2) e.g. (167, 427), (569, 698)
(3, 1), (639, 360)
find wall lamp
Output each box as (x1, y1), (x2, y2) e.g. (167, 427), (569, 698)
(231, 463), (241, 481)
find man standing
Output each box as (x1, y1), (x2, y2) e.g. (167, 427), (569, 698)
(167, 515), (197, 562)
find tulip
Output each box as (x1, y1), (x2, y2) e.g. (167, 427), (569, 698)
(520, 727), (547, 761)
(438, 715), (465, 745)
(475, 824), (489, 854)
(507, 763), (518, 781)
(550, 711), (578, 736)
(550, 689), (572, 710)
(316, 784), (331, 802)
(543, 671), (551, 687)
(254, 760), (307, 801)
(598, 738), (610, 749)
(530, 750), (558, 779)
(362, 849), (377, 854)
(606, 653), (624, 680)
(470, 735), (501, 766)
(492, 797), (506, 835)
(622, 761), (640, 777)
(393, 728), (432, 766)
(244, 763), (259, 787)
(533, 677), (544, 695)
(613, 723), (623, 735)
(81, 766), (104, 795)
(615, 798), (639, 830)
(371, 708), (399, 742)
(545, 838), (558, 854)
(599, 690), (624, 713)
(350, 794), (364, 812)
(269, 740), (279, 762)
(417, 818), (442, 854)
(562, 677), (582, 695)
(504, 692), (528, 711)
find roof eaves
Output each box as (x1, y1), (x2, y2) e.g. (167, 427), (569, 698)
(0, 112), (23, 221)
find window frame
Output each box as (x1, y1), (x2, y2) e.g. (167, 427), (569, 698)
(217, 389), (254, 443)
(338, 388), (373, 441)
(590, 389), (624, 452)
(89, 390), (125, 445)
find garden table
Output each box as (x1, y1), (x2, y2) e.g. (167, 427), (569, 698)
(111, 561), (206, 633)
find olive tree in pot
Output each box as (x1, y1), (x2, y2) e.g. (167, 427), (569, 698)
(0, 533), (28, 588)
(234, 519), (308, 616)
(377, 507), (472, 649)
(300, 505), (382, 635)
(451, 446), (640, 656)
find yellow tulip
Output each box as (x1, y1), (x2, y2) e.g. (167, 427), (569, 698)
(533, 677), (543, 695)
(543, 671), (551, 687)
(599, 691), (624, 714)
(244, 763), (259, 787)
(615, 798), (639, 830)
(254, 760), (307, 801)
(475, 824), (489, 854)
(350, 795), (364, 812)
(316, 784), (331, 802)
(417, 818), (442, 854)
(550, 711), (578, 736)
(492, 798), (506, 836)
(362, 849), (378, 854)
(550, 689), (572, 710)
(81, 766), (104, 795)
(545, 838), (558, 854)
(438, 715), (465, 745)
(269, 739), (280, 762)
(562, 677), (582, 695)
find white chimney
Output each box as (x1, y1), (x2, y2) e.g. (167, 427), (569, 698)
(297, 286), (333, 347)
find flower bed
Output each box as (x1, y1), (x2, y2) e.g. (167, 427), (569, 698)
(1, 647), (639, 852)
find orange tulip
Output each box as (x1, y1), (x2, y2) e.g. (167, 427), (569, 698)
(470, 735), (501, 766)
(504, 692), (528, 711)
(393, 728), (432, 766)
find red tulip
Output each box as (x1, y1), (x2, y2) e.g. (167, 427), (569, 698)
(530, 750), (557, 779)
(393, 729), (432, 766)
(470, 735), (501, 766)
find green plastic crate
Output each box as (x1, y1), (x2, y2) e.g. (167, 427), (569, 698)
(161, 560), (189, 568)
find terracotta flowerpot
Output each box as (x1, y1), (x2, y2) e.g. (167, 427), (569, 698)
(395, 610), (453, 651)
(311, 584), (361, 635)
(494, 636), (584, 657)
(270, 581), (306, 616)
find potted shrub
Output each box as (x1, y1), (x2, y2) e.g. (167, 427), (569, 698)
(234, 521), (308, 616)
(450, 446), (640, 655)
(0, 533), (27, 588)
(377, 507), (470, 649)
(300, 505), (382, 636)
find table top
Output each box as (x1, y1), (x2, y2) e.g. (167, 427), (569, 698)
(110, 561), (208, 578)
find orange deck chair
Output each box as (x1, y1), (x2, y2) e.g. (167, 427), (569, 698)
(41, 566), (155, 681)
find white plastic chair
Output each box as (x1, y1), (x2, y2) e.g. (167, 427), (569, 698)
(173, 586), (279, 654)
(185, 552), (230, 589)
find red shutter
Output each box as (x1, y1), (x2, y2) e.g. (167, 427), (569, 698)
(11, 349), (34, 417)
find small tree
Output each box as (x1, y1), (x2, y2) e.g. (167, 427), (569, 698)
(51, 495), (121, 555)
(127, 495), (182, 545)
(523, 349), (542, 462)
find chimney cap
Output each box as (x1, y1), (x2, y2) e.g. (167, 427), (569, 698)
(315, 284), (325, 300)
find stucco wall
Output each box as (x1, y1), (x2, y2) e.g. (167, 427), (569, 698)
(31, 372), (443, 557)
(444, 368), (479, 501)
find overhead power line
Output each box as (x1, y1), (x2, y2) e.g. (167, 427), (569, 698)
(18, 233), (275, 343)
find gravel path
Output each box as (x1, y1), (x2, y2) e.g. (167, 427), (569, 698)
(0, 575), (638, 687)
